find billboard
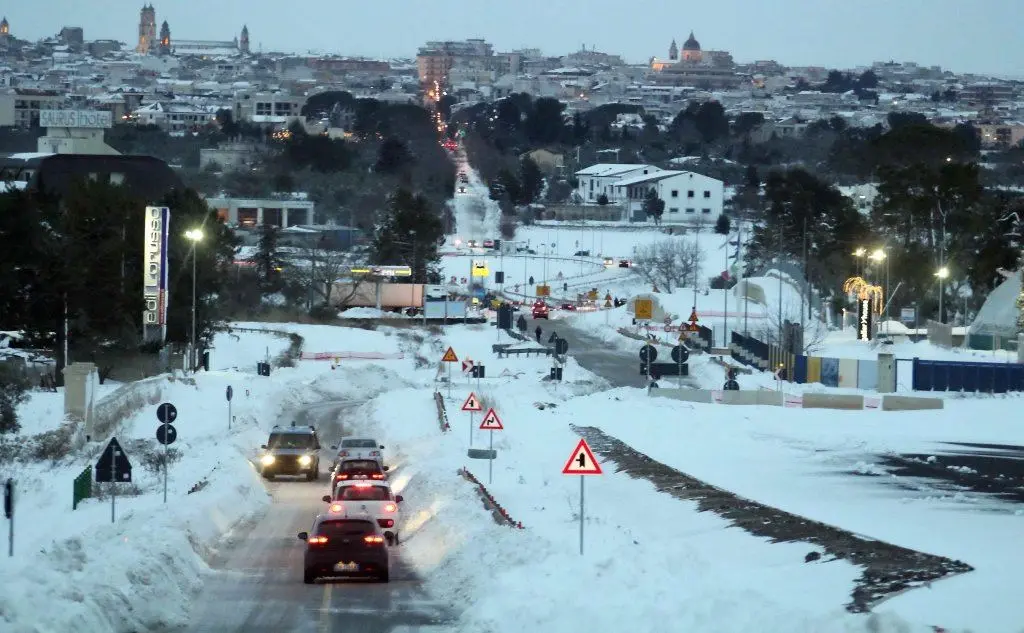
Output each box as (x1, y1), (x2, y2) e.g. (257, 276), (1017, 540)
(143, 206), (171, 343)
(39, 109), (112, 129)
(857, 298), (873, 341)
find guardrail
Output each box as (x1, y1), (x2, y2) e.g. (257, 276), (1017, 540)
(301, 351), (405, 361)
(458, 467), (524, 529)
(433, 392), (451, 432)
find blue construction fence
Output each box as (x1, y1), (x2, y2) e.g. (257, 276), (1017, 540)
(731, 332), (1024, 393)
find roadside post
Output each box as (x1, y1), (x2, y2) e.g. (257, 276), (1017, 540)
(639, 344), (657, 385)
(461, 392), (483, 447)
(671, 344), (689, 389)
(226, 385), (233, 430)
(441, 346), (459, 399)
(156, 402), (178, 503)
(95, 437), (132, 523)
(4, 478), (13, 557)
(479, 408), (504, 484)
(562, 439), (602, 555)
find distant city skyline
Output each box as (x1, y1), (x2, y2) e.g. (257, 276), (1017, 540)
(3, 0), (1022, 77)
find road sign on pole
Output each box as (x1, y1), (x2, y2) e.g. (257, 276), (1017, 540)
(156, 423), (177, 446)
(156, 402), (178, 424)
(226, 385), (233, 431)
(462, 358), (474, 373)
(4, 478), (12, 557)
(479, 408), (503, 430)
(95, 437), (131, 523)
(562, 438), (601, 555)
(441, 347), (459, 363)
(461, 392), (482, 412)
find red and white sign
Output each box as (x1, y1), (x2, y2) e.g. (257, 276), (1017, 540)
(783, 393), (803, 408)
(462, 359), (474, 373)
(562, 439), (602, 475)
(479, 407), (504, 430)
(461, 392), (482, 412)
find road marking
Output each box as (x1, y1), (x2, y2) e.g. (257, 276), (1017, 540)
(318, 583), (333, 633)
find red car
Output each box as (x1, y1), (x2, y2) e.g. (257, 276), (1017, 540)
(532, 301), (549, 319)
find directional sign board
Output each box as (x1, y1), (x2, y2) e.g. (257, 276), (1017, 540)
(461, 392), (483, 412)
(562, 438), (602, 475)
(462, 359), (474, 373)
(441, 347), (458, 363)
(95, 437), (132, 483)
(156, 402), (177, 424)
(479, 408), (504, 430)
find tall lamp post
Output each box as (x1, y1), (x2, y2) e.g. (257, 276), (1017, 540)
(852, 248), (867, 278)
(935, 266), (949, 324)
(870, 248), (888, 326)
(184, 229), (203, 373)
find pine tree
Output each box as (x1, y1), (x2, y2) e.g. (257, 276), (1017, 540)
(254, 224), (283, 293)
(715, 213), (731, 235)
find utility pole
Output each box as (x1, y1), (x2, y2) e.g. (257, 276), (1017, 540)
(801, 216), (807, 336)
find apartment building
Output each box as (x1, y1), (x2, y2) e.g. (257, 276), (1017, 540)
(613, 170), (725, 223)
(0, 88), (66, 127)
(575, 163), (663, 204)
(234, 90), (306, 124)
(205, 195), (315, 228)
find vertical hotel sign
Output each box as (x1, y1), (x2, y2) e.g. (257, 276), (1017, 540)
(857, 298), (873, 341)
(143, 207), (171, 343)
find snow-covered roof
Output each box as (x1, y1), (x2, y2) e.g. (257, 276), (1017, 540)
(575, 163), (653, 177)
(7, 152), (55, 160)
(614, 170), (687, 186)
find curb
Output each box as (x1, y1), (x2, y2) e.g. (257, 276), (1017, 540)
(458, 467), (524, 530)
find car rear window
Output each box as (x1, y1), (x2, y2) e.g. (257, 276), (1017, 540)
(338, 486), (390, 501)
(316, 520), (375, 537)
(268, 433), (315, 449)
(340, 460), (379, 471)
(341, 439), (378, 448)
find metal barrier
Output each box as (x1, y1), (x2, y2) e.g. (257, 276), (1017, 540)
(72, 465), (92, 510)
(911, 357), (1024, 393)
(433, 392), (450, 432)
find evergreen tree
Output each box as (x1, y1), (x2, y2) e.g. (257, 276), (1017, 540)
(518, 156), (543, 204)
(254, 224), (284, 293)
(370, 187), (444, 283)
(642, 189), (665, 224)
(715, 214), (731, 235)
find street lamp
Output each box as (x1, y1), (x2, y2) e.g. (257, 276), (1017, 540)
(869, 248), (888, 322)
(852, 247), (866, 277)
(935, 266), (949, 323)
(184, 229), (203, 373)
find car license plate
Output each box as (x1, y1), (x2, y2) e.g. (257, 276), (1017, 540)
(334, 562), (359, 572)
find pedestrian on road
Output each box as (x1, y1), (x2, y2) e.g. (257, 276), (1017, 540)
(563, 282), (568, 293)
(516, 314), (527, 333)
(535, 325), (542, 342)
(529, 275), (535, 286)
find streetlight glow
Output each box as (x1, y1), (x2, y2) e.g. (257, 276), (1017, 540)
(853, 247), (866, 257)
(870, 248), (886, 261)
(935, 266), (950, 279)
(185, 228), (203, 242)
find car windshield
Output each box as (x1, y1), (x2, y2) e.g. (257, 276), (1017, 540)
(341, 439), (378, 449)
(337, 486), (390, 501)
(340, 460), (379, 471)
(267, 433), (315, 449)
(316, 520), (375, 537)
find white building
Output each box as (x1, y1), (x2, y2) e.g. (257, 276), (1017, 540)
(574, 163), (663, 204)
(205, 195), (315, 228)
(613, 170), (725, 223)
(131, 101), (217, 132)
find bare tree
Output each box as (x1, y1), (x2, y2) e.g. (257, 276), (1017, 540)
(631, 239), (704, 293)
(761, 297), (828, 354)
(288, 245), (361, 310)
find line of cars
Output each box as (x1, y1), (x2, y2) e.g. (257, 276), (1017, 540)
(256, 425), (405, 584)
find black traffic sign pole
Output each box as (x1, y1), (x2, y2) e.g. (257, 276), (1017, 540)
(111, 440), (117, 523)
(4, 478), (13, 557)
(226, 385), (233, 431)
(156, 402), (177, 504)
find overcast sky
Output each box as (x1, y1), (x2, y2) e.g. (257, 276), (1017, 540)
(4, 0), (1022, 77)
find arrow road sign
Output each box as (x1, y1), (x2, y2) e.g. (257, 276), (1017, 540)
(156, 402), (177, 424)
(562, 439), (602, 475)
(441, 346), (459, 363)
(156, 423), (177, 446)
(461, 392), (483, 412)
(462, 359), (474, 373)
(479, 408), (504, 430)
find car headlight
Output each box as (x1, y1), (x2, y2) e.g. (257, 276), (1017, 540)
(298, 455), (312, 466)
(260, 454), (275, 466)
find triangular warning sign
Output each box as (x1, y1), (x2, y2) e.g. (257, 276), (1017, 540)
(461, 392), (482, 412)
(479, 407), (504, 430)
(441, 346), (458, 362)
(562, 439), (602, 475)
(688, 308), (699, 323)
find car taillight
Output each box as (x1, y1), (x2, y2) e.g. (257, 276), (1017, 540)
(371, 473), (384, 479)
(363, 535), (384, 544)
(329, 503), (344, 513)
(352, 482), (372, 488)
(377, 519), (394, 528)
(308, 536), (328, 545)
(336, 474), (349, 480)
(383, 503), (397, 513)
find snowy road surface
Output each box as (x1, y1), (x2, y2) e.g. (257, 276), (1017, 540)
(170, 399), (451, 633)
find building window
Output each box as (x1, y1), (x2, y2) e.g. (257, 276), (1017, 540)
(703, 190), (711, 198)
(263, 208), (283, 227)
(687, 190), (694, 198)
(671, 190), (678, 198)
(109, 172), (125, 185)
(669, 207), (679, 213)
(237, 208), (258, 227)
(685, 208), (695, 213)
(702, 208), (711, 214)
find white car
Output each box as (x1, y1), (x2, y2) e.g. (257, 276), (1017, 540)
(330, 437), (385, 468)
(322, 480), (404, 545)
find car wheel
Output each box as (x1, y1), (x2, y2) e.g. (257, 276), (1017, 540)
(262, 472), (274, 481)
(378, 567), (390, 583)
(394, 532), (400, 546)
(303, 569), (317, 584)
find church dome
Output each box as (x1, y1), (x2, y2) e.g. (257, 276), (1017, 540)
(683, 31), (700, 51)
